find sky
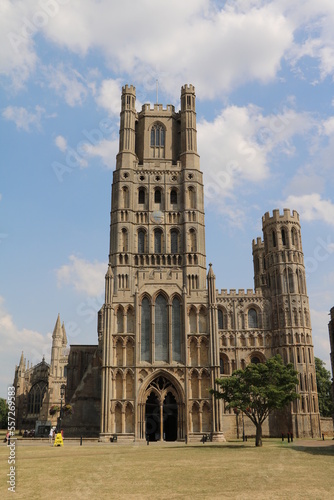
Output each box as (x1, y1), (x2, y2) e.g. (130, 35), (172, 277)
(1, 0), (334, 399)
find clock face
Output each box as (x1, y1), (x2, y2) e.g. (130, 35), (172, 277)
(151, 210), (164, 224)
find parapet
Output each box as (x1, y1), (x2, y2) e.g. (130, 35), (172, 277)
(122, 84), (136, 95)
(181, 84), (195, 94)
(216, 288), (261, 298)
(140, 103), (175, 113)
(262, 208), (299, 225)
(252, 237), (264, 251)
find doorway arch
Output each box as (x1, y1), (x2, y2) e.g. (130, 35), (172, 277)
(138, 372), (185, 441)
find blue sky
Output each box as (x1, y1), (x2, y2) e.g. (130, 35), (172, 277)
(1, 0), (334, 398)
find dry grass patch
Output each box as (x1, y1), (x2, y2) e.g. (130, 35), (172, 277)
(1, 439), (333, 499)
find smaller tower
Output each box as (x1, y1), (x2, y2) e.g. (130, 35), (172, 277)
(180, 84), (199, 169)
(116, 84), (137, 169)
(252, 237), (267, 291)
(262, 208), (320, 437)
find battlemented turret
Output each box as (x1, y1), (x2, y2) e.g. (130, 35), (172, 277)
(260, 209), (319, 436)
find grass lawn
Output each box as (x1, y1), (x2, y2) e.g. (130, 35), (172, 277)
(1, 438), (334, 499)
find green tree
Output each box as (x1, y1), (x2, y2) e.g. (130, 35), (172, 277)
(0, 398), (8, 429)
(210, 355), (299, 447)
(315, 357), (334, 417)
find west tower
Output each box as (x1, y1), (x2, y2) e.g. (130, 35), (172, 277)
(99, 85), (222, 442)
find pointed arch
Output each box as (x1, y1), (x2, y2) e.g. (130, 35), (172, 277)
(155, 294), (168, 362)
(172, 296), (181, 362)
(189, 306), (197, 333)
(248, 308), (258, 328)
(141, 296), (151, 362)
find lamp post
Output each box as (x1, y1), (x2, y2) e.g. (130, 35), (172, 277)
(58, 384), (66, 433)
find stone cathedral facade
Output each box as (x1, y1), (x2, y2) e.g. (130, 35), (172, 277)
(98, 84), (321, 442)
(13, 84), (321, 441)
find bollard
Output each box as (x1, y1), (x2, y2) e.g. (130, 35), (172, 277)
(282, 433), (284, 442)
(291, 433), (293, 443)
(80, 436), (82, 446)
(185, 435), (187, 445)
(287, 432), (290, 443)
(322, 433), (325, 441)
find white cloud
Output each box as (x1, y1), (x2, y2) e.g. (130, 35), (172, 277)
(44, 64), (88, 106)
(82, 137), (119, 169)
(56, 255), (106, 297)
(199, 104), (314, 210)
(283, 0), (334, 80)
(1, 1), (334, 97)
(281, 193), (334, 225)
(55, 134), (67, 152)
(2, 105), (45, 131)
(96, 78), (122, 116)
(0, 296), (52, 397)
(0, 0), (38, 88)
(37, 1), (293, 99)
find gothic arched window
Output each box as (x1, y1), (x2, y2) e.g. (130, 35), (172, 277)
(172, 297), (181, 362)
(150, 123), (165, 158)
(154, 189), (162, 204)
(170, 190), (177, 205)
(155, 294), (168, 362)
(141, 297), (150, 362)
(218, 309), (224, 330)
(189, 228), (196, 252)
(281, 228), (286, 246)
(188, 187), (196, 208)
(171, 229), (179, 253)
(288, 268), (294, 293)
(154, 229), (163, 254)
(27, 381), (47, 415)
(121, 228), (128, 252)
(122, 186), (129, 208)
(138, 188), (145, 205)
(248, 308), (258, 328)
(138, 230), (146, 254)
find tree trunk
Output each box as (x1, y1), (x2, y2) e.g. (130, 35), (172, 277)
(255, 423), (262, 447)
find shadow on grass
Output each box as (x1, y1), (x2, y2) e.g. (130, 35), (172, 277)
(291, 444), (334, 456)
(166, 443), (255, 450)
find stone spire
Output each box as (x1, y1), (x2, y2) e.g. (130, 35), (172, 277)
(62, 322), (67, 347)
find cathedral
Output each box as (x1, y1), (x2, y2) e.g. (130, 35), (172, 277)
(14, 84), (321, 441)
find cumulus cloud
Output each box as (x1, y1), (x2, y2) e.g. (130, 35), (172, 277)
(96, 78), (122, 115)
(56, 255), (106, 297)
(0, 0), (38, 88)
(0, 296), (52, 396)
(31, 1), (293, 99)
(82, 137), (119, 169)
(43, 64), (88, 106)
(281, 193), (334, 225)
(2, 1), (334, 99)
(199, 104), (314, 208)
(55, 134), (67, 152)
(2, 104), (45, 131)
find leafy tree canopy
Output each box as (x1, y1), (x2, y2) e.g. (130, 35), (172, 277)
(315, 357), (334, 417)
(210, 355), (299, 446)
(0, 398), (8, 429)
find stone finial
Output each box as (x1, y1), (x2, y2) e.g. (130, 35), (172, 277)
(52, 314), (62, 339)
